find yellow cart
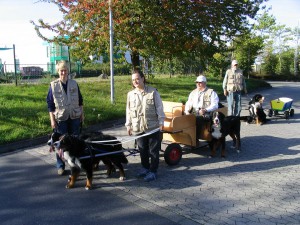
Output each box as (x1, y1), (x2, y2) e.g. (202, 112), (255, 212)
(268, 97), (294, 119)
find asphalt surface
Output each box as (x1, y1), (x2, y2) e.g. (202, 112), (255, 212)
(1, 81), (300, 225)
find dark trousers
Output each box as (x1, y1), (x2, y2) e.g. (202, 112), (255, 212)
(55, 118), (81, 169)
(136, 131), (161, 173)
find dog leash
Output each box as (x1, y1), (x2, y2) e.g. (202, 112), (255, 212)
(78, 148), (139, 160)
(85, 128), (160, 145)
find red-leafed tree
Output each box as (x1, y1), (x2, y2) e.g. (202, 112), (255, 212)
(31, 0), (266, 69)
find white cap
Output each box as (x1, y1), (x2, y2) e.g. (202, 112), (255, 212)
(195, 75), (207, 83)
(232, 60), (238, 66)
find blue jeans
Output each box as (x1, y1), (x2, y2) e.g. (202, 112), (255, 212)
(55, 118), (81, 169)
(227, 91), (242, 116)
(136, 131), (161, 173)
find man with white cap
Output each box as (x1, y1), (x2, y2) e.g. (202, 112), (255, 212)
(223, 60), (247, 116)
(185, 75), (219, 140)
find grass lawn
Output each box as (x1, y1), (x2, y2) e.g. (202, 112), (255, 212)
(0, 75), (270, 145)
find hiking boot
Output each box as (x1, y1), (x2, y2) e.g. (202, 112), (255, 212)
(144, 172), (157, 182)
(57, 168), (65, 176)
(136, 168), (149, 178)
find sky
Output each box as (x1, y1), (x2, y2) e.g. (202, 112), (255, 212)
(0, 0), (300, 70)
(0, 0), (63, 69)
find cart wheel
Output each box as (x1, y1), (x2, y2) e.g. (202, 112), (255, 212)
(290, 109), (294, 117)
(164, 143), (182, 166)
(268, 109), (273, 117)
(284, 111), (289, 119)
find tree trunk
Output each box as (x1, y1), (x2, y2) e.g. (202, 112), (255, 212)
(131, 50), (140, 70)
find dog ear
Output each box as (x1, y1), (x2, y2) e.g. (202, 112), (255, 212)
(218, 102), (224, 108)
(218, 111), (225, 120)
(59, 134), (69, 146)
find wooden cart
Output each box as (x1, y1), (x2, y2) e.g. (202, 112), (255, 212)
(162, 101), (227, 165)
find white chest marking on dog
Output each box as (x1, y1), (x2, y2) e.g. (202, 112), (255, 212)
(212, 125), (222, 139)
(64, 152), (82, 169)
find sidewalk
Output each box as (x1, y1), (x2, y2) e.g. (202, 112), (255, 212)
(13, 82), (300, 224)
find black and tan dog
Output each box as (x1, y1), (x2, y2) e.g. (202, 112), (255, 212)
(209, 111), (251, 157)
(48, 131), (128, 190)
(248, 94), (268, 125)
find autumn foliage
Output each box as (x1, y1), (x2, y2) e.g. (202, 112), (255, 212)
(32, 0), (265, 69)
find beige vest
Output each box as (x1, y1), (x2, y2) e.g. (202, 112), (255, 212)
(51, 79), (82, 121)
(203, 88), (213, 108)
(225, 69), (244, 92)
(127, 86), (160, 134)
(188, 88), (213, 114)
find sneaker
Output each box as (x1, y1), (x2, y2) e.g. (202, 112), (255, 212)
(136, 168), (149, 178)
(57, 168), (65, 176)
(144, 172), (157, 182)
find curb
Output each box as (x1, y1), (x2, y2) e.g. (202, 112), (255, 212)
(0, 118), (125, 155)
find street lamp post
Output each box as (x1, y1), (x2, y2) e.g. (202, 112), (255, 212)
(295, 20), (299, 76)
(13, 44), (17, 86)
(0, 45), (17, 85)
(109, 0), (114, 104)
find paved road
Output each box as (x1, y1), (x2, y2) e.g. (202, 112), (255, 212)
(1, 81), (300, 225)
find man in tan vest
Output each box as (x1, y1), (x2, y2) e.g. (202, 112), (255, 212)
(185, 75), (219, 141)
(223, 60), (247, 116)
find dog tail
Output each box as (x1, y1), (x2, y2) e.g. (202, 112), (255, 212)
(239, 116), (253, 123)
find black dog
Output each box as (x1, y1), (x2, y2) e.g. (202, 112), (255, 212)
(209, 111), (251, 157)
(48, 131), (128, 190)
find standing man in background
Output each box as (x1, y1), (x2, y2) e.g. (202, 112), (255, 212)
(223, 60), (247, 116)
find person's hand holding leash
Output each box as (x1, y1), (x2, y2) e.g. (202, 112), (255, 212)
(127, 127), (132, 136)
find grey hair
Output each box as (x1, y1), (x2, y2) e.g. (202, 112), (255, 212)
(56, 60), (70, 73)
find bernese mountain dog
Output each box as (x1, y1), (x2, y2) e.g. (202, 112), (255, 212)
(209, 111), (251, 158)
(248, 94), (268, 125)
(48, 131), (128, 190)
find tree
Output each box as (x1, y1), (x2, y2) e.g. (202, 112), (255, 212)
(262, 52), (278, 75)
(31, 0), (266, 70)
(233, 32), (264, 77)
(253, 11), (297, 76)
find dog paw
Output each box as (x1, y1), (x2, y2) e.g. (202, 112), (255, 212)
(119, 176), (126, 181)
(85, 186), (92, 190)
